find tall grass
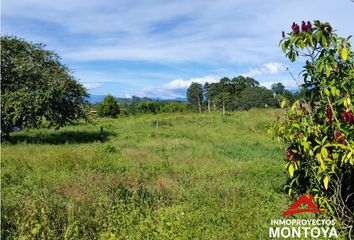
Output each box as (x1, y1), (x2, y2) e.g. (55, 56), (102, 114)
(1, 109), (330, 239)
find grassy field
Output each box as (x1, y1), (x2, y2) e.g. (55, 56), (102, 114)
(1, 109), (324, 239)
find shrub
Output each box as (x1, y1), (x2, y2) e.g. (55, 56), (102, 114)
(97, 95), (120, 118)
(271, 20), (354, 237)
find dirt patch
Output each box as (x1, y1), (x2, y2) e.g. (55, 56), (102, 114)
(58, 181), (90, 201)
(156, 176), (179, 198)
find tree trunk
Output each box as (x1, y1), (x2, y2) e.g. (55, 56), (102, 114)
(198, 99), (201, 113)
(222, 102), (225, 116)
(208, 99), (211, 112)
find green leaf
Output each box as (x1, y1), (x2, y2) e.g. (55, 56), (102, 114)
(341, 48), (348, 60)
(321, 35), (326, 46)
(324, 88), (330, 96)
(280, 100), (287, 109)
(347, 151), (353, 163)
(325, 65), (331, 78)
(330, 86), (339, 97)
(288, 164), (294, 177)
(281, 42), (287, 53)
(321, 147), (328, 159)
(323, 176), (329, 190)
(31, 227), (39, 236)
(316, 153), (324, 164)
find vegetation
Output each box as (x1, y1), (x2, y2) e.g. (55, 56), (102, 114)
(97, 95), (120, 118)
(272, 20), (354, 237)
(1, 36), (88, 139)
(186, 76), (295, 113)
(2, 109), (304, 240)
(118, 99), (188, 116)
(187, 82), (203, 113)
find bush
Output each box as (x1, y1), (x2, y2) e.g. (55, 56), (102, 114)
(271, 20), (354, 237)
(97, 95), (120, 118)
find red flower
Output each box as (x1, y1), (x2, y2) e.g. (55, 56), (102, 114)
(327, 148), (332, 159)
(327, 26), (332, 33)
(327, 106), (333, 123)
(342, 111), (354, 124)
(306, 21), (312, 31)
(294, 131), (301, 139)
(292, 22), (300, 34)
(301, 21), (312, 32)
(286, 148), (297, 161)
(335, 130), (346, 144)
(282, 31), (285, 38)
(301, 21), (307, 31)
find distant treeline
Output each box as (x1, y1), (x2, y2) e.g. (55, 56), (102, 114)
(119, 98), (188, 115)
(90, 96), (189, 117)
(187, 76), (299, 113)
(91, 76), (301, 117)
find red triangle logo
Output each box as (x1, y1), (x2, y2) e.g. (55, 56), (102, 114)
(283, 194), (325, 217)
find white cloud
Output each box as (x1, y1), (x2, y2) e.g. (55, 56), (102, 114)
(164, 75), (219, 90)
(260, 79), (300, 90)
(138, 75), (219, 99)
(242, 62), (287, 77)
(83, 82), (101, 90)
(264, 62), (287, 74)
(164, 79), (191, 90)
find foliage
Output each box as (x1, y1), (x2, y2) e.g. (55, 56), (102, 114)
(272, 20), (354, 237)
(97, 95), (120, 118)
(271, 82), (286, 95)
(271, 82), (297, 106)
(193, 75), (278, 112)
(235, 87), (277, 110)
(102, 96), (188, 116)
(160, 101), (188, 113)
(138, 101), (161, 114)
(187, 82), (203, 112)
(1, 36), (88, 139)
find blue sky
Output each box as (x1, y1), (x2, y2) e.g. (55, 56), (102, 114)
(2, 0), (354, 99)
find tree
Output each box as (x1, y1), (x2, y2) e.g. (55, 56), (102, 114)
(217, 92), (231, 116)
(209, 82), (220, 110)
(138, 101), (161, 114)
(219, 77), (234, 94)
(1, 36), (88, 139)
(187, 82), (203, 113)
(271, 82), (286, 95)
(97, 95), (120, 118)
(203, 82), (211, 112)
(231, 76), (259, 93)
(272, 20), (354, 236)
(236, 87), (277, 110)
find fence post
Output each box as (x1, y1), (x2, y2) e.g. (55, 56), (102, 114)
(100, 126), (104, 141)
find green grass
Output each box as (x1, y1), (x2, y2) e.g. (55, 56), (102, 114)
(1, 109), (327, 239)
